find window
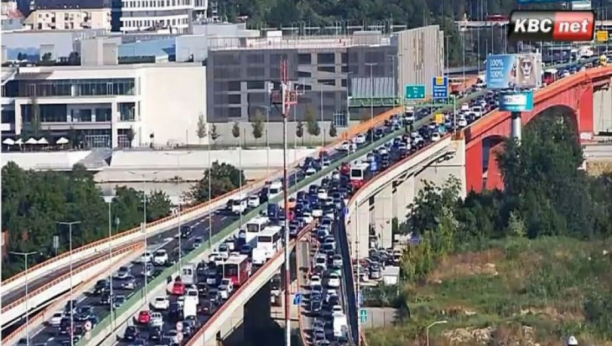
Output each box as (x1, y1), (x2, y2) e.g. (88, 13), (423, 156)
(298, 71), (311, 78)
(246, 67), (265, 78)
(298, 53), (311, 65)
(247, 53), (264, 64)
(318, 79), (335, 86)
(247, 92), (266, 104)
(228, 107), (242, 118)
(228, 94), (241, 104)
(341, 53), (348, 64)
(341, 79), (347, 87)
(295, 84), (312, 91)
(317, 53), (335, 65)
(318, 66), (335, 73)
(228, 81), (241, 92)
(247, 81), (265, 90)
(341, 65), (349, 73)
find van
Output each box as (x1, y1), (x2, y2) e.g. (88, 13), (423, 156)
(231, 198), (247, 214)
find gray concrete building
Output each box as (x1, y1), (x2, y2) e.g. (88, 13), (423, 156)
(206, 25), (445, 124)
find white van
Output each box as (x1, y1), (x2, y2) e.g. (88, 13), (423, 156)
(230, 194), (247, 214)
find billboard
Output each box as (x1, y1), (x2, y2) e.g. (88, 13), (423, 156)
(499, 91), (534, 112)
(572, 0), (591, 10)
(486, 54), (542, 90)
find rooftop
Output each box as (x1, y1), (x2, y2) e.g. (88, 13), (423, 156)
(209, 33), (392, 51)
(1, 62), (202, 75)
(34, 0), (111, 10)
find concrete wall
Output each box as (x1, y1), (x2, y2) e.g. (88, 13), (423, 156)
(593, 81), (612, 134)
(2, 151), (92, 170)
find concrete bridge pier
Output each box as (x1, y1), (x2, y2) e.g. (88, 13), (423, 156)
(373, 184), (393, 249)
(243, 282), (274, 343)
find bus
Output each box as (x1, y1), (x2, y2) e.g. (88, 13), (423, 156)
(252, 226), (283, 265)
(180, 263), (196, 285)
(244, 216), (269, 247)
(223, 254), (251, 287)
(350, 162), (373, 190)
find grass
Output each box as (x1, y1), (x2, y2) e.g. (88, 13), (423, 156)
(365, 237), (612, 346)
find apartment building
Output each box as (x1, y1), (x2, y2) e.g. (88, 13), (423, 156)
(206, 26), (445, 123)
(114, 0), (208, 33)
(24, 0), (112, 31)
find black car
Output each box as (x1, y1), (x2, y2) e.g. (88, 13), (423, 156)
(93, 279), (110, 295)
(149, 327), (163, 341)
(310, 301), (322, 316)
(180, 225), (193, 238)
(99, 292), (113, 305)
(124, 326), (139, 341)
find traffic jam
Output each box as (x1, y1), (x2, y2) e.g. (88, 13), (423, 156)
(34, 56), (597, 346)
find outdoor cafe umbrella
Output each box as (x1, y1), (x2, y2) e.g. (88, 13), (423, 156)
(56, 137), (69, 145)
(25, 137), (38, 145)
(15, 138), (23, 145)
(37, 137), (49, 145)
(3, 138), (15, 145)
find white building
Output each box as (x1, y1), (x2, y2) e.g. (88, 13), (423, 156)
(117, 0), (203, 33)
(1, 62), (207, 148)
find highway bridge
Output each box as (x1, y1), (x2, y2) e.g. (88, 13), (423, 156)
(3, 65), (612, 346)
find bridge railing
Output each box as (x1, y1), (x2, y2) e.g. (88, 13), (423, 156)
(338, 214), (359, 345)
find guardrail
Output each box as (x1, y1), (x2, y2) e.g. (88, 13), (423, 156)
(338, 216), (359, 345)
(1, 104), (407, 296)
(1, 244), (143, 346)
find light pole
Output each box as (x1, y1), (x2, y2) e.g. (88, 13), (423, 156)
(106, 200), (115, 328)
(128, 171), (157, 303)
(9, 251), (38, 346)
(164, 152), (192, 270)
(365, 62), (377, 143)
(320, 85), (324, 147)
(388, 55), (397, 98)
(426, 320), (448, 346)
(56, 221), (81, 346)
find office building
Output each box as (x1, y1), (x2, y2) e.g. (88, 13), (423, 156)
(1, 61), (206, 149)
(24, 0), (112, 31)
(205, 26), (445, 123)
(113, 0), (208, 33)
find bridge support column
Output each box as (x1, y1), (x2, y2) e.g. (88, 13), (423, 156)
(349, 202), (370, 259)
(244, 281), (274, 344)
(374, 184), (393, 249)
(511, 112), (522, 142)
(465, 142), (483, 193)
(485, 141), (504, 190)
(392, 176), (414, 222)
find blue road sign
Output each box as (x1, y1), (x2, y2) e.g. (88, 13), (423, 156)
(359, 309), (368, 323)
(432, 76), (448, 100)
(293, 293), (302, 305)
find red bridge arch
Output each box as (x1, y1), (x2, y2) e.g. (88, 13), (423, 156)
(463, 67), (612, 193)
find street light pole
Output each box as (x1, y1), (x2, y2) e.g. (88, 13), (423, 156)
(106, 200), (115, 328)
(426, 320), (448, 346)
(56, 221), (81, 346)
(365, 62), (377, 143)
(164, 152), (192, 270)
(9, 251), (38, 346)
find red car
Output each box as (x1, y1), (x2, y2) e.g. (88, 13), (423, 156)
(135, 311), (151, 324)
(171, 281), (185, 295)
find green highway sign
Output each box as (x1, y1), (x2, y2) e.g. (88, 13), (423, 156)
(360, 309), (368, 323)
(405, 84), (426, 100)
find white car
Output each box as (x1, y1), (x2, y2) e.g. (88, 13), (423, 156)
(305, 167), (316, 176)
(312, 205), (323, 218)
(354, 134), (366, 144)
(138, 252), (152, 264)
(471, 106), (483, 118)
(457, 117), (468, 128)
(219, 279), (234, 299)
(460, 103), (470, 112)
(404, 112), (415, 124)
(247, 195), (260, 208)
(317, 189), (328, 200)
(331, 170), (340, 180)
(431, 132), (441, 142)
(153, 250), (168, 265)
(186, 288), (199, 299)
(151, 296), (169, 310)
(339, 141), (352, 152)
(177, 296), (185, 307)
(310, 275), (322, 287)
(115, 266), (130, 279)
(149, 312), (164, 328)
(48, 312), (64, 327)
(327, 273), (341, 288)
(218, 244), (230, 259)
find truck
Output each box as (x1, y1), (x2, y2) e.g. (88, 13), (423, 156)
(332, 312), (348, 339)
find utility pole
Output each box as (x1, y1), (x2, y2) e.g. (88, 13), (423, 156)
(9, 251), (38, 346)
(56, 221), (81, 346)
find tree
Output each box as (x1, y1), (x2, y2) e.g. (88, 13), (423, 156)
(41, 53), (52, 62)
(67, 126), (78, 149)
(188, 161), (245, 203)
(305, 106), (320, 143)
(232, 122), (240, 140)
(251, 110), (265, 144)
(296, 121), (304, 145)
(209, 124), (220, 143)
(126, 127), (136, 148)
(196, 113), (207, 144)
(30, 95), (41, 137)
(329, 122), (338, 138)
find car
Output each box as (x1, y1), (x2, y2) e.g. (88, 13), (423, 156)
(431, 132), (441, 142)
(326, 273), (341, 288)
(151, 296), (170, 310)
(149, 312), (164, 328)
(310, 275), (322, 287)
(75, 306), (94, 321)
(115, 266), (130, 279)
(48, 312), (64, 327)
(140, 263), (154, 278)
(170, 279), (185, 295)
(93, 279), (110, 295)
(332, 255), (343, 268)
(99, 292), (113, 305)
(166, 329), (181, 344)
(113, 295), (127, 308)
(199, 299), (214, 315)
(192, 237), (203, 250)
(149, 327), (163, 341)
(247, 195), (260, 208)
(124, 326), (139, 341)
(138, 251), (153, 263)
(153, 250), (168, 265)
(121, 276), (137, 290)
(135, 310), (151, 325)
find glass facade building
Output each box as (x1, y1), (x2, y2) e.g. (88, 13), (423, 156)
(3, 78), (136, 98)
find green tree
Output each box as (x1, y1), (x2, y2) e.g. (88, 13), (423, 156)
(41, 52), (52, 62)
(329, 122), (338, 138)
(305, 106), (320, 143)
(30, 95), (41, 137)
(232, 121), (240, 140)
(251, 110), (265, 144)
(296, 121), (304, 145)
(188, 161), (245, 203)
(126, 127), (136, 147)
(196, 113), (207, 144)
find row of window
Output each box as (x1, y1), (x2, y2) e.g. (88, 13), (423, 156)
(122, 0), (190, 8)
(3, 79), (136, 98)
(18, 102), (137, 123)
(122, 16), (188, 28)
(214, 79), (348, 93)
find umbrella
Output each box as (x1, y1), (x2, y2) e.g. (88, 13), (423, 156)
(3, 138), (15, 145)
(37, 138), (49, 145)
(25, 138), (38, 145)
(56, 137), (69, 145)
(15, 138), (23, 145)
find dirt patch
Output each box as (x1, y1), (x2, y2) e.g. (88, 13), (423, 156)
(442, 325), (538, 346)
(518, 306), (584, 322)
(586, 161), (612, 176)
(427, 249), (502, 283)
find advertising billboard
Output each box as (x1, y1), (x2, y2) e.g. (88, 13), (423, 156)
(486, 54), (542, 90)
(499, 91), (534, 112)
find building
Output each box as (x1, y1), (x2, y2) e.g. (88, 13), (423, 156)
(1, 1), (25, 31)
(24, 0), (112, 31)
(205, 26), (444, 123)
(1, 60), (206, 149)
(113, 0), (200, 34)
